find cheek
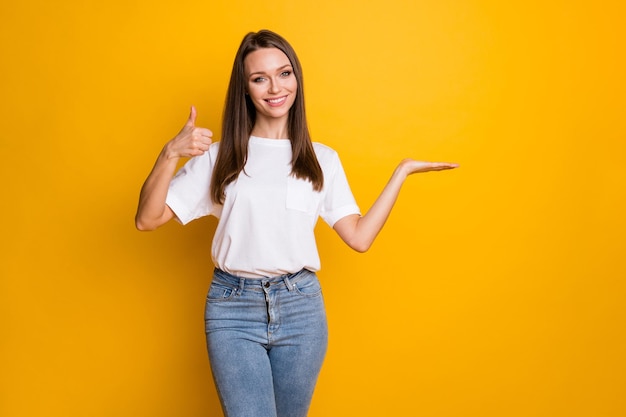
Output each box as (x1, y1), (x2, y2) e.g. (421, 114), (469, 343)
(289, 78), (298, 92)
(247, 84), (264, 100)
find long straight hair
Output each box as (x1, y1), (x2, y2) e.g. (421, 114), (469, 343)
(210, 29), (323, 205)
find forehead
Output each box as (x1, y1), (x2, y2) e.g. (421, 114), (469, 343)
(244, 47), (292, 74)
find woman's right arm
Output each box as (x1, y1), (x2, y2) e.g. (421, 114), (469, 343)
(135, 106), (213, 231)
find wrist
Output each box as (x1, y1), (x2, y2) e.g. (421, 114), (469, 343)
(394, 159), (412, 180)
(160, 141), (180, 161)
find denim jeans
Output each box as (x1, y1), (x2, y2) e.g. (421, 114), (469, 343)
(205, 268), (329, 417)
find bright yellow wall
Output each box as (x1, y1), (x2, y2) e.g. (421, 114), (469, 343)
(2, 1), (625, 416)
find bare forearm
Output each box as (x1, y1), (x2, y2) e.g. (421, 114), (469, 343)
(334, 165), (409, 252)
(135, 106), (213, 231)
(135, 149), (178, 231)
(333, 158), (458, 252)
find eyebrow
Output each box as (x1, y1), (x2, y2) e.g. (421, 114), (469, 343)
(248, 64), (293, 77)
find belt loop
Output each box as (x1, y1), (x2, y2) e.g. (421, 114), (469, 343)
(237, 278), (245, 295)
(284, 276), (295, 291)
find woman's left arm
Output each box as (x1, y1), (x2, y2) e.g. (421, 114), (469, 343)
(333, 159), (458, 252)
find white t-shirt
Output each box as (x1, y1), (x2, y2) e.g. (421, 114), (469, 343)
(166, 136), (360, 278)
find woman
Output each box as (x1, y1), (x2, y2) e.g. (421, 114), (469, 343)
(135, 29), (457, 417)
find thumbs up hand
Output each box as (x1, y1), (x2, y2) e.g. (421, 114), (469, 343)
(164, 106), (213, 159)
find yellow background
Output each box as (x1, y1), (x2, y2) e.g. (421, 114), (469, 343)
(2, 0), (625, 416)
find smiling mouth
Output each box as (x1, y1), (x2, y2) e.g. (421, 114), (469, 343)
(265, 96), (288, 106)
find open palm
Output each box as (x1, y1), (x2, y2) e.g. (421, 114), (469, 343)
(399, 158), (459, 175)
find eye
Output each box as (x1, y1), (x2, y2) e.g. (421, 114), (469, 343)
(252, 77), (266, 83)
(280, 71), (292, 77)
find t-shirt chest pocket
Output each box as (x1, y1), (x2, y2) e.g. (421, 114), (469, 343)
(286, 176), (319, 216)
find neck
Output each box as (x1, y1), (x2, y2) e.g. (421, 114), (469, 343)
(250, 117), (289, 139)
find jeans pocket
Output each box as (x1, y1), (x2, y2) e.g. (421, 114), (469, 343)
(207, 281), (237, 302)
(292, 273), (323, 298)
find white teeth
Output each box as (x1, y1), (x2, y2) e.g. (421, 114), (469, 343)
(267, 97), (286, 103)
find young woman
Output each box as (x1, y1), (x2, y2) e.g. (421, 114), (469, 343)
(135, 29), (457, 417)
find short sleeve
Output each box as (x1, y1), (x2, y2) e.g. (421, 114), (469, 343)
(318, 147), (361, 227)
(166, 142), (220, 225)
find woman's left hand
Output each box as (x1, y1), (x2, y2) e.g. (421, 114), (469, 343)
(397, 158), (460, 177)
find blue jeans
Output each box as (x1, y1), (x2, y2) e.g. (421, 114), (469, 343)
(205, 268), (329, 417)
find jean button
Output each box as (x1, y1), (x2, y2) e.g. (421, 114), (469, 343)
(264, 282), (270, 288)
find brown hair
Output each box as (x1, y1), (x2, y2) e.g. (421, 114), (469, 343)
(210, 29), (323, 204)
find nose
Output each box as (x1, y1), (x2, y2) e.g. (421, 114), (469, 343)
(268, 77), (281, 94)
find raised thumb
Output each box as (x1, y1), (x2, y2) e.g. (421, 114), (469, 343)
(186, 105), (197, 127)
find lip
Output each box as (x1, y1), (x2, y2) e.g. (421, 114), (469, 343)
(264, 95), (288, 107)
